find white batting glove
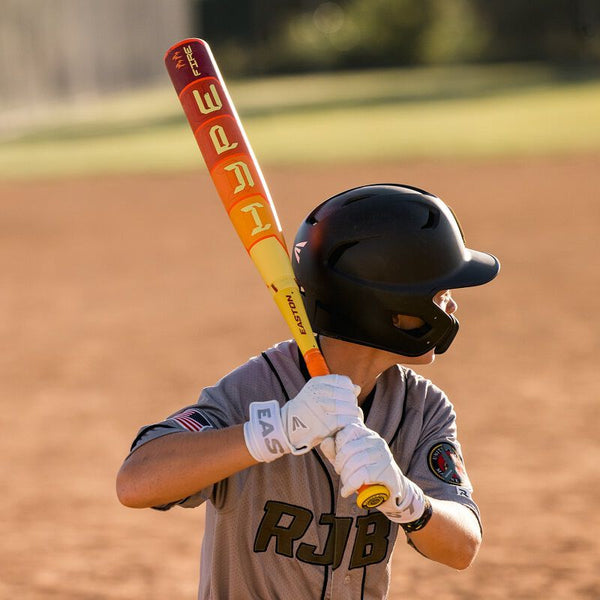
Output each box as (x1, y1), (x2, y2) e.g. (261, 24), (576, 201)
(244, 375), (362, 463)
(321, 422), (426, 523)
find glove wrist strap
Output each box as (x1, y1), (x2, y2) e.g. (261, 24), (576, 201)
(244, 400), (293, 463)
(400, 497), (433, 533)
(380, 478), (426, 523)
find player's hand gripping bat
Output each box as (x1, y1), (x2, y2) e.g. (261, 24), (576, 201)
(164, 39), (389, 509)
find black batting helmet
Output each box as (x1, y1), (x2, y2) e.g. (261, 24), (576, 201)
(292, 184), (500, 357)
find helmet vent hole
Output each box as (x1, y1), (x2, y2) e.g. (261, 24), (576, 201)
(328, 242), (359, 269)
(421, 209), (440, 230)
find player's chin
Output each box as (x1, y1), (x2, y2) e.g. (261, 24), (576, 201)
(399, 349), (436, 366)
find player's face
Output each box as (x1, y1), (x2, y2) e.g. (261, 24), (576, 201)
(392, 290), (457, 365)
(435, 289), (457, 316)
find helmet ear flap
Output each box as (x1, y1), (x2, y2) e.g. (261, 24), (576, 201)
(387, 299), (459, 357)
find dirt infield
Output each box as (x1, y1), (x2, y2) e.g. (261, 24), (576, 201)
(1, 155), (598, 599)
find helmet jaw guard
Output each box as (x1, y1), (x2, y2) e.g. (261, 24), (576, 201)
(308, 278), (460, 357)
(293, 184), (499, 357)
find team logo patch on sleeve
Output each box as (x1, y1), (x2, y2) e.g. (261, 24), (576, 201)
(427, 442), (470, 487)
(167, 408), (214, 432)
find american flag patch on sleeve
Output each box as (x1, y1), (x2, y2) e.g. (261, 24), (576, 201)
(167, 408), (214, 432)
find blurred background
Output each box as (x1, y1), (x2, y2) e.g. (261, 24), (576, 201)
(1, 1), (599, 598)
(1, 0), (600, 176)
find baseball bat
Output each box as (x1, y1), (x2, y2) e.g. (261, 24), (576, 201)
(164, 38), (389, 510)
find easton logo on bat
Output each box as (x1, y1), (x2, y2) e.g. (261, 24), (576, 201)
(286, 295), (307, 335)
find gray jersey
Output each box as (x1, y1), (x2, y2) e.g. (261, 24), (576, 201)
(130, 340), (480, 599)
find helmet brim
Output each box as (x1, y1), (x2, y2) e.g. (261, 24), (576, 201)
(442, 249), (500, 290)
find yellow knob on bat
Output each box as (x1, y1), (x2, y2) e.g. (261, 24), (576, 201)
(357, 484), (390, 509)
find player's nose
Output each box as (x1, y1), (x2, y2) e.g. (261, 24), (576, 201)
(434, 290), (457, 315)
(446, 295), (458, 315)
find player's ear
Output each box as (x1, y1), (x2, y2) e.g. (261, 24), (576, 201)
(392, 314), (426, 331)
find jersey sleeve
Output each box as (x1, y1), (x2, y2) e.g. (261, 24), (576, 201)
(126, 401), (223, 510)
(125, 349), (287, 511)
(402, 376), (482, 528)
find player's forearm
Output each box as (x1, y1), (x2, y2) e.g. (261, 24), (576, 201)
(116, 424), (257, 509)
(407, 498), (482, 570)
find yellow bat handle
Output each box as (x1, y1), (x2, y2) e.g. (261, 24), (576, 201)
(165, 38), (389, 509)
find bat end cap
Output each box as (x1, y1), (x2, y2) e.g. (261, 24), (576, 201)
(164, 38), (208, 62)
(357, 485), (390, 509)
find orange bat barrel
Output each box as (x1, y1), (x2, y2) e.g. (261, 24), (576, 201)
(164, 38), (327, 378)
(164, 39), (388, 509)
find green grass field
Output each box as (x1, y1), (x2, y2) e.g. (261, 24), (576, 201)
(1, 63), (599, 180)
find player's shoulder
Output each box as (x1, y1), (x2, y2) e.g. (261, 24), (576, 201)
(261, 338), (301, 366)
(233, 339), (300, 378)
(213, 339), (305, 400)
(401, 366), (446, 396)
(396, 365), (455, 419)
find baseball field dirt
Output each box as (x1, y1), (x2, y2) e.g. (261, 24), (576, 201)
(1, 154), (598, 598)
